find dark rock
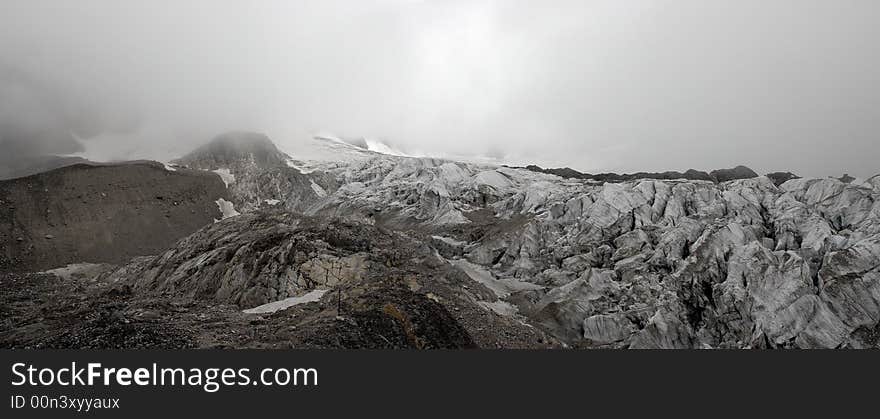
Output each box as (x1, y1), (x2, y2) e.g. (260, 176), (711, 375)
(709, 165), (759, 182)
(839, 173), (856, 184)
(521, 164), (759, 183)
(766, 171), (800, 186)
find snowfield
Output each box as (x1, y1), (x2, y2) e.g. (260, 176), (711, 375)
(243, 289), (329, 314)
(213, 168), (236, 188)
(215, 198), (240, 220)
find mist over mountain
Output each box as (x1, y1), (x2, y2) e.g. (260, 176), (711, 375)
(1, 1), (879, 177)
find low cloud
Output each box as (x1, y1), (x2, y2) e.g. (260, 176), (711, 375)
(1, 0), (878, 176)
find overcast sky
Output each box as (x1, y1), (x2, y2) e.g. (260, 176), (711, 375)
(1, 0), (878, 177)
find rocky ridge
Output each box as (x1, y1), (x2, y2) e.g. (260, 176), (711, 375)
(521, 164), (763, 184)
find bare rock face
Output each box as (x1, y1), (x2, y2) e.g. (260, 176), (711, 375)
(96, 209), (558, 349)
(0, 161), (226, 272)
(104, 212), (377, 308)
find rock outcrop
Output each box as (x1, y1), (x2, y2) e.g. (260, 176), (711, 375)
(92, 210), (558, 349)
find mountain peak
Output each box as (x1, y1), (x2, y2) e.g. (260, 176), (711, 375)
(174, 131), (290, 170)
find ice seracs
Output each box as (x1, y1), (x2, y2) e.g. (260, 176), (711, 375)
(144, 133), (880, 348)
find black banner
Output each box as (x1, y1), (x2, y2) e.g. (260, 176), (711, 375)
(1, 350), (876, 417)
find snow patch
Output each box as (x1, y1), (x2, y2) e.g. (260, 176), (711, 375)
(363, 138), (410, 157)
(213, 168), (235, 188)
(310, 180), (328, 198)
(243, 289), (329, 314)
(431, 235), (468, 247)
(286, 159), (316, 174)
(264, 199), (281, 206)
(162, 162), (177, 172)
(215, 198), (240, 220)
(41, 263), (107, 281)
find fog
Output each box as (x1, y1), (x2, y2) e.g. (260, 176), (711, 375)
(1, 0), (878, 177)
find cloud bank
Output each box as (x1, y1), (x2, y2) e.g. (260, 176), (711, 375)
(1, 0), (878, 176)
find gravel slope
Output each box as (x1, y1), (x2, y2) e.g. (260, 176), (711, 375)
(0, 161), (227, 272)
